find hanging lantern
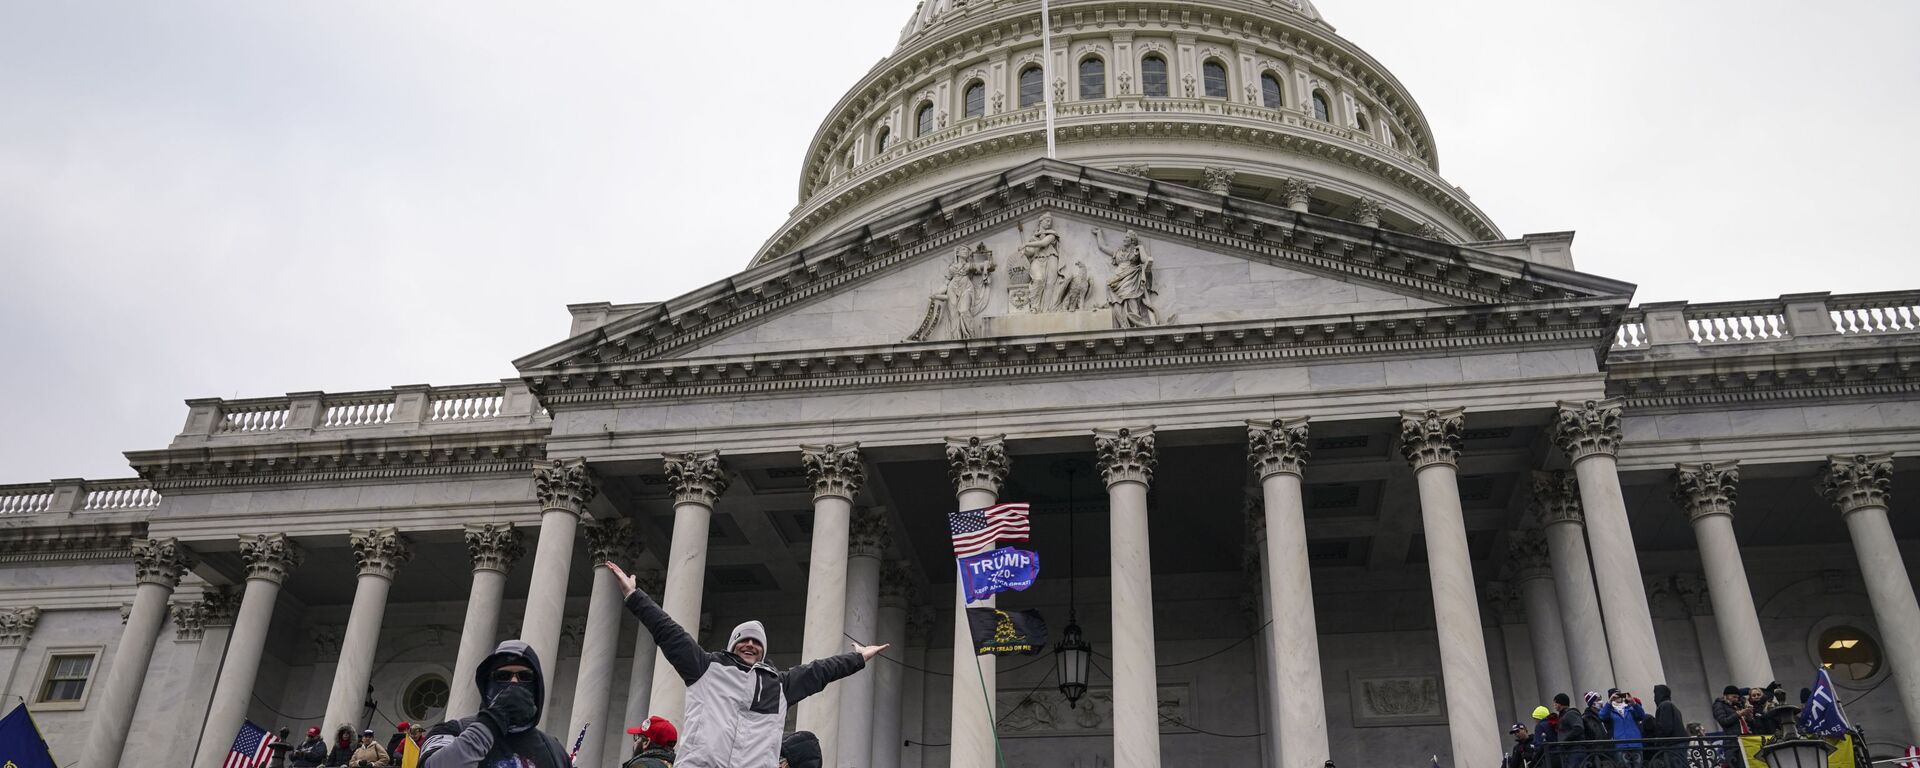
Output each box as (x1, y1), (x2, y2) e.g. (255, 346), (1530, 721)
(1055, 615), (1092, 707)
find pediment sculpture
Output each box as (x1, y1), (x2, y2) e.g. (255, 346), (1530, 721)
(1093, 227), (1159, 328)
(907, 243), (996, 341)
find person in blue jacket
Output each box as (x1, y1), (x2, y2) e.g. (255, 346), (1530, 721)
(1598, 688), (1649, 768)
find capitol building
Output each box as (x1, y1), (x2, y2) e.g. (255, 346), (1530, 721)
(9, 1), (1920, 767)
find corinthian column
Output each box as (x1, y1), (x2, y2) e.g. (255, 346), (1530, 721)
(1554, 399), (1665, 694)
(945, 435), (1008, 768)
(525, 457), (598, 718)
(621, 568), (665, 735)
(572, 516), (640, 768)
(1397, 409), (1499, 768)
(324, 528), (412, 731)
(838, 507), (890, 768)
(84, 538), (196, 768)
(194, 534), (302, 768)
(1673, 461), (1773, 686)
(448, 523), (525, 717)
(1821, 454), (1920, 739)
(1533, 470), (1613, 693)
(1246, 418), (1328, 768)
(171, 588), (238, 761)
(649, 449), (729, 727)
(1506, 530), (1573, 700)
(798, 443), (866, 767)
(1097, 426), (1161, 768)
(871, 562), (914, 768)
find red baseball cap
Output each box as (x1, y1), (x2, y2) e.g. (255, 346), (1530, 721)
(625, 716), (677, 746)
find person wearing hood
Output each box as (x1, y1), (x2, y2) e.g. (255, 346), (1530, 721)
(1529, 705), (1557, 761)
(1598, 688), (1648, 767)
(419, 640), (571, 768)
(327, 726), (356, 767)
(609, 562), (885, 768)
(780, 731), (823, 768)
(291, 727), (329, 768)
(1649, 684), (1685, 740)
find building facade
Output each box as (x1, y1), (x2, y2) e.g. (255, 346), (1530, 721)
(6, 2), (1920, 767)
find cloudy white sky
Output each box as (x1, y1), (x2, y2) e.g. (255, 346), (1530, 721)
(2, 1), (1916, 484)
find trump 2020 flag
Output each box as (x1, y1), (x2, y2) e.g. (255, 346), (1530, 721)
(1799, 668), (1851, 737)
(0, 703), (56, 768)
(958, 546), (1040, 603)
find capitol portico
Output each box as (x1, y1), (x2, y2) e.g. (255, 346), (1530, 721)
(7, 3), (1920, 768)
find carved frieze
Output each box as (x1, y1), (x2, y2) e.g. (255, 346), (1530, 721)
(946, 435), (1009, 495)
(1350, 672), (1445, 727)
(1673, 461), (1739, 522)
(132, 537), (197, 588)
(534, 457), (598, 516)
(1247, 417), (1311, 480)
(1094, 426), (1157, 488)
(1820, 453), (1894, 515)
(997, 683), (1192, 736)
(238, 533), (302, 584)
(349, 527), (413, 580)
(464, 522), (526, 575)
(908, 243), (997, 342)
(1398, 408), (1464, 470)
(1113, 163), (1148, 177)
(664, 450), (730, 507)
(801, 443), (866, 501)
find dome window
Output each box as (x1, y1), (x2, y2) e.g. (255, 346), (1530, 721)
(963, 81), (985, 119)
(916, 101), (936, 137)
(875, 126), (891, 153)
(1141, 55), (1168, 98)
(1019, 65), (1044, 108)
(1079, 57), (1105, 100)
(1202, 59), (1228, 99)
(1311, 90), (1331, 122)
(1260, 72), (1284, 109)
(1355, 111), (1371, 132)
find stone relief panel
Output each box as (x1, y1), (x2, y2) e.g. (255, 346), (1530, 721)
(1348, 671), (1447, 727)
(996, 683), (1192, 737)
(673, 210), (1442, 355)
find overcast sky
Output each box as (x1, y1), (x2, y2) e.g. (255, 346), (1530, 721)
(3, 1), (1916, 484)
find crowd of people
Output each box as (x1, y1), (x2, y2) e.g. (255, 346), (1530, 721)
(1505, 682), (1804, 768)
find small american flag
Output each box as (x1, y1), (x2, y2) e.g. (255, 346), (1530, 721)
(222, 720), (275, 768)
(949, 503), (1031, 557)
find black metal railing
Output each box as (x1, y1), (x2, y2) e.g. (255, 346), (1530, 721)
(1533, 731), (1873, 768)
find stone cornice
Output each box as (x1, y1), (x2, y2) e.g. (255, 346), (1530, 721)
(1608, 358), (1920, 411)
(0, 521), (143, 565)
(128, 429), (549, 492)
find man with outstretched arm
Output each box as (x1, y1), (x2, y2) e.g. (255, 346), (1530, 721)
(608, 561), (887, 768)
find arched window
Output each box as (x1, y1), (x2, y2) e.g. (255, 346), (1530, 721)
(963, 81), (985, 119)
(874, 126), (891, 153)
(1141, 55), (1168, 98)
(1079, 57), (1106, 99)
(916, 101), (935, 137)
(1202, 59), (1228, 98)
(1260, 72), (1284, 109)
(1311, 90), (1331, 122)
(1355, 111), (1370, 132)
(1018, 65), (1044, 108)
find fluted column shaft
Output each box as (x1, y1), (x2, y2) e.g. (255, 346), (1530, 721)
(194, 534), (302, 768)
(1248, 418), (1327, 768)
(946, 435), (1008, 768)
(650, 450), (728, 727)
(870, 566), (911, 768)
(325, 528), (412, 732)
(85, 539), (196, 768)
(799, 443), (865, 768)
(1400, 409), (1499, 768)
(525, 458), (597, 722)
(837, 512), (890, 768)
(622, 569), (664, 736)
(1534, 471), (1613, 692)
(1098, 426), (1161, 768)
(571, 518), (638, 768)
(1823, 454), (1920, 739)
(448, 523), (525, 717)
(1516, 572), (1573, 700)
(1556, 399), (1664, 694)
(1675, 461), (1773, 686)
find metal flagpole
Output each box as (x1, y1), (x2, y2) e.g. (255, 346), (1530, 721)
(1041, 0), (1056, 159)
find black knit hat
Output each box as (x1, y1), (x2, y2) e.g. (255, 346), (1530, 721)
(782, 731), (823, 768)
(1724, 685), (1743, 696)
(1554, 693), (1571, 706)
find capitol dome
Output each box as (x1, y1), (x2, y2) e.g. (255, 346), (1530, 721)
(755, 0), (1500, 265)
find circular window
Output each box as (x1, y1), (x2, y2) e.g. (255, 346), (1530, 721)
(1818, 626), (1881, 682)
(404, 675), (450, 721)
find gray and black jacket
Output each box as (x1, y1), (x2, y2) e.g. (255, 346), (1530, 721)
(626, 590), (865, 768)
(420, 640), (570, 768)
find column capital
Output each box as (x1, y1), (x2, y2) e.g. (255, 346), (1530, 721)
(171, 600), (207, 642)
(944, 435), (1009, 496)
(1504, 529), (1552, 581)
(1673, 461), (1740, 521)
(464, 522), (526, 574)
(132, 537), (197, 589)
(585, 516), (642, 571)
(1554, 398), (1625, 463)
(237, 533), (302, 584)
(801, 443), (866, 501)
(1398, 407), (1464, 470)
(663, 450), (730, 507)
(1201, 166), (1237, 195)
(1282, 177), (1315, 209)
(1486, 581), (1524, 624)
(348, 527), (413, 580)
(0, 607), (40, 647)
(535, 457), (599, 517)
(1353, 197), (1382, 228)
(1671, 572), (1713, 616)
(198, 585), (242, 628)
(1246, 417), (1310, 480)
(879, 560), (916, 608)
(1529, 470), (1584, 526)
(1095, 426), (1157, 487)
(1820, 453), (1894, 514)
(850, 507), (892, 559)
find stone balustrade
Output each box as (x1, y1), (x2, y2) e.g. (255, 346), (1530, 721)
(1609, 290), (1920, 351)
(174, 379), (545, 447)
(0, 478), (159, 516)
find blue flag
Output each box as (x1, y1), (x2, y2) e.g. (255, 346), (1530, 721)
(1799, 669), (1851, 737)
(0, 703), (57, 768)
(958, 546), (1040, 603)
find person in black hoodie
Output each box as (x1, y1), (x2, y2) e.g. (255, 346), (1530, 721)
(1649, 685), (1685, 740)
(419, 640), (570, 768)
(327, 726), (355, 767)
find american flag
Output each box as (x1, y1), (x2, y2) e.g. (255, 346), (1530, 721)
(222, 720), (275, 768)
(949, 502), (1030, 557)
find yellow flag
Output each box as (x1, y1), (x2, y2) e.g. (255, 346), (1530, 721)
(401, 737), (420, 768)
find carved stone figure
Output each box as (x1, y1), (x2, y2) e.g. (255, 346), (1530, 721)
(1092, 228), (1159, 328)
(1015, 215), (1063, 312)
(1054, 260), (1092, 311)
(909, 244), (995, 341)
